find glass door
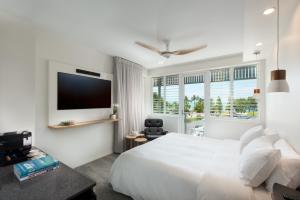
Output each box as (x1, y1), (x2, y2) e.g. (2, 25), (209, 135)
(182, 74), (205, 136)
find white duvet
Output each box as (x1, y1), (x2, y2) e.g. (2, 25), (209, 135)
(110, 133), (271, 200)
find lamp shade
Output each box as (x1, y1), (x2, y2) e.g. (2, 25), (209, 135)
(267, 69), (289, 92)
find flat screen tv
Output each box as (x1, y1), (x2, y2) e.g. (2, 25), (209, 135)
(57, 72), (111, 110)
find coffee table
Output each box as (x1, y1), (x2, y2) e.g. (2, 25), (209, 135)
(134, 137), (148, 146)
(125, 134), (145, 150)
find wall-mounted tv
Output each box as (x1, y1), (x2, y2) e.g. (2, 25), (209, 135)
(57, 72), (111, 110)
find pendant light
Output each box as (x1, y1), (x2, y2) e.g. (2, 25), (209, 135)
(267, 0), (290, 93)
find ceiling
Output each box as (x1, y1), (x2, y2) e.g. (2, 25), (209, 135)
(0, 0), (244, 68)
(243, 0), (300, 63)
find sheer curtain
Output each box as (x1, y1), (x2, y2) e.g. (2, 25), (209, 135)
(113, 57), (145, 153)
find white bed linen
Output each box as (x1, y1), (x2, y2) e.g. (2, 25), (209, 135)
(110, 133), (271, 200)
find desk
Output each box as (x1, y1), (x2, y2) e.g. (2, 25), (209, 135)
(0, 158), (96, 200)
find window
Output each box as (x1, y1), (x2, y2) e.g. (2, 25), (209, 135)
(165, 75), (179, 114)
(152, 77), (164, 114)
(210, 65), (258, 119)
(152, 75), (179, 114)
(210, 68), (231, 117)
(233, 66), (258, 119)
(184, 74), (205, 134)
(151, 65), (259, 120)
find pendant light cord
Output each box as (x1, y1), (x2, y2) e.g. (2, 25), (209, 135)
(277, 0), (280, 69)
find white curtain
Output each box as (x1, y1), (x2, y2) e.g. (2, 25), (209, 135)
(113, 57), (145, 153)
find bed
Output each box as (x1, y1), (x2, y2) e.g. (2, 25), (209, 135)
(110, 133), (272, 200)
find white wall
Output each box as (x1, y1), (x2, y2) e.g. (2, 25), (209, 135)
(244, 0), (300, 152)
(0, 13), (35, 142)
(265, 2), (300, 152)
(0, 11), (114, 168)
(148, 54), (243, 77)
(147, 54), (265, 139)
(35, 31), (114, 168)
(47, 61), (113, 125)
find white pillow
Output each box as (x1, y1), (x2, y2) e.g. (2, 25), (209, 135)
(239, 125), (264, 153)
(239, 148), (281, 187)
(265, 139), (300, 191)
(242, 134), (280, 155)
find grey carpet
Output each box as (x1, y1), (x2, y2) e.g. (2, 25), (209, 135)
(76, 154), (132, 200)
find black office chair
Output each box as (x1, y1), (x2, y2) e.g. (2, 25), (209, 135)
(142, 119), (168, 140)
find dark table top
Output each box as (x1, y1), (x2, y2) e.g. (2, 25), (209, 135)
(272, 183), (300, 200)
(0, 162), (96, 200)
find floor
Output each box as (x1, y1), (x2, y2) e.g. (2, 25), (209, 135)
(76, 154), (132, 200)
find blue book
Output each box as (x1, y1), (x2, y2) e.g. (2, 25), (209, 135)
(14, 155), (59, 181)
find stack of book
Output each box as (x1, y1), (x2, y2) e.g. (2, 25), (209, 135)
(14, 155), (59, 181)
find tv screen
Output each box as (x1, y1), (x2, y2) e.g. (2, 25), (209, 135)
(57, 72), (111, 110)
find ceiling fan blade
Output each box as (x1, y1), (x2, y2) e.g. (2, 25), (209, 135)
(172, 44), (207, 55)
(135, 41), (161, 53)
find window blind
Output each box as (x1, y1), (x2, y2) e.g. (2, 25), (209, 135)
(152, 75), (179, 115)
(211, 68), (230, 82)
(184, 74), (204, 84)
(210, 69), (231, 117)
(210, 65), (258, 119)
(165, 75), (179, 114)
(234, 65), (257, 80)
(233, 65), (258, 119)
(152, 76), (164, 114)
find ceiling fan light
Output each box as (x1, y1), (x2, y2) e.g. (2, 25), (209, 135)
(267, 69), (290, 92)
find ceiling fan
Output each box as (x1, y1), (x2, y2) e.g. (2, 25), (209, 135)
(135, 39), (207, 59)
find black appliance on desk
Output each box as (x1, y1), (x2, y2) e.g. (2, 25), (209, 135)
(0, 131), (32, 166)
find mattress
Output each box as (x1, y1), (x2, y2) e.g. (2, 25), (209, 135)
(110, 133), (271, 200)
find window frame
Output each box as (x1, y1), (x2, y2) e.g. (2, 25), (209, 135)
(151, 76), (164, 114)
(209, 65), (260, 121)
(150, 62), (262, 122)
(151, 74), (180, 116)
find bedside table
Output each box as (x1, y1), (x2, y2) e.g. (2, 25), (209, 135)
(272, 183), (300, 200)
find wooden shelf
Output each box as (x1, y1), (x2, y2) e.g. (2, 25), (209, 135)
(48, 119), (119, 129)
